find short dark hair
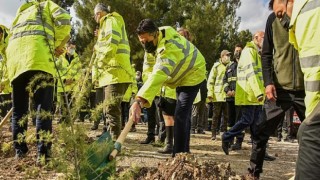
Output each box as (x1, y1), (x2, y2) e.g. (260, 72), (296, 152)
(269, 0), (287, 10)
(269, 0), (274, 10)
(235, 44), (242, 49)
(136, 19), (158, 35)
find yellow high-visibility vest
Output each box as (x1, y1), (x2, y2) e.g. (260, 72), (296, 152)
(235, 41), (264, 105)
(92, 12), (133, 88)
(207, 60), (227, 102)
(289, 0), (320, 118)
(137, 26), (206, 107)
(6, 1), (71, 81)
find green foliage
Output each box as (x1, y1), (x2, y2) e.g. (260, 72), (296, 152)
(51, 0), (74, 10)
(1, 141), (12, 154)
(73, 0), (251, 72)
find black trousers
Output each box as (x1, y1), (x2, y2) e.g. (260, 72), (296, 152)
(173, 81), (202, 155)
(11, 71), (54, 155)
(145, 97), (161, 137)
(249, 89), (305, 176)
(295, 103), (320, 179)
(226, 100), (241, 127)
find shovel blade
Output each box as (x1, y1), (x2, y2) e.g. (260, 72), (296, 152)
(82, 131), (116, 179)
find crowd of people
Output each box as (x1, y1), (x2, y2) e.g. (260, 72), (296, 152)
(0, 0), (319, 179)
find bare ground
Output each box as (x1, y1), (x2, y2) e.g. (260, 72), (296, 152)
(0, 121), (298, 179)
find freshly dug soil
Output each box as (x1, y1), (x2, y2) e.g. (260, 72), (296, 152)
(134, 153), (243, 180)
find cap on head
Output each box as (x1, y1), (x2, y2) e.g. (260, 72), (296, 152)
(220, 50), (231, 58)
(94, 3), (110, 14)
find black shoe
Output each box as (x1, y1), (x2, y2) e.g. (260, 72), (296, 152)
(264, 153), (276, 161)
(222, 141), (229, 155)
(91, 124), (99, 130)
(277, 136), (282, 142)
(197, 129), (205, 134)
(247, 168), (260, 180)
(158, 145), (173, 154)
(140, 136), (155, 144)
(190, 129), (196, 134)
(231, 143), (242, 150)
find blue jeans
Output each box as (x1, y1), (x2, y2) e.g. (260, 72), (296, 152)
(11, 71), (54, 155)
(222, 105), (262, 142)
(173, 81), (203, 155)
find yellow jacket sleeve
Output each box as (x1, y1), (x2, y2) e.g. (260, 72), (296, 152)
(49, 1), (71, 48)
(137, 50), (177, 107)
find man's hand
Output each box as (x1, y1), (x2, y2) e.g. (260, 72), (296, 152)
(227, 90), (235, 97)
(231, 90), (235, 97)
(55, 47), (65, 57)
(265, 84), (277, 101)
(94, 29), (99, 37)
(129, 102), (141, 123)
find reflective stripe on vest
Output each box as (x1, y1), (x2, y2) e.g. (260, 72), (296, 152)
(154, 37), (198, 83)
(228, 77), (237, 82)
(300, 55), (320, 68)
(300, 0), (320, 14)
(52, 8), (69, 18)
(305, 80), (320, 92)
(55, 19), (71, 26)
(155, 64), (171, 76)
(98, 26), (129, 55)
(10, 30), (54, 41)
(116, 26), (130, 55)
(171, 48), (198, 84)
(157, 57), (176, 67)
(12, 18), (54, 32)
(238, 75), (263, 81)
(215, 82), (224, 86)
(169, 40), (191, 77)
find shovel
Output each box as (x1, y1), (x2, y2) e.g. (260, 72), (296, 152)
(82, 115), (135, 179)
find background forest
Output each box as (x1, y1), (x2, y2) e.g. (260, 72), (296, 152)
(52, 0), (252, 71)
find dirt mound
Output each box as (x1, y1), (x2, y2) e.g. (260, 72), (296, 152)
(135, 153), (243, 180)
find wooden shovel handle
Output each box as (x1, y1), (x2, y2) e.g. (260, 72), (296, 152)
(109, 116), (134, 160)
(0, 108), (13, 128)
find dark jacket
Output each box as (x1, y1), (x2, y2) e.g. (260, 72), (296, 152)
(223, 61), (237, 101)
(262, 13), (304, 91)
